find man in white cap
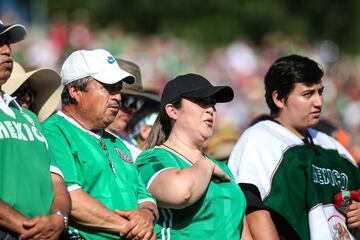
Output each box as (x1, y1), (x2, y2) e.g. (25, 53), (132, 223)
(42, 49), (158, 240)
(0, 20), (71, 240)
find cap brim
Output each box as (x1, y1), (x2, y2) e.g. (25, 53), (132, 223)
(121, 88), (160, 102)
(182, 85), (234, 103)
(0, 24), (26, 44)
(92, 69), (135, 85)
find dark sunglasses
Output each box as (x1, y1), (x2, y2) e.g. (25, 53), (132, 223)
(13, 84), (36, 106)
(121, 94), (144, 111)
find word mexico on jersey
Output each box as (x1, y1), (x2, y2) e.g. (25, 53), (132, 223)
(0, 119), (48, 148)
(312, 164), (349, 190)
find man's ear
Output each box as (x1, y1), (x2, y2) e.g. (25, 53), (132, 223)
(165, 103), (178, 120)
(68, 86), (82, 103)
(272, 91), (285, 110)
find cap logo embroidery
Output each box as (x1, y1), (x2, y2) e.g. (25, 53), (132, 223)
(114, 147), (134, 163)
(107, 56), (116, 64)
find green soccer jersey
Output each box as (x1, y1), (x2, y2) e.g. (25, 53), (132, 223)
(136, 147), (246, 240)
(0, 95), (54, 218)
(228, 120), (360, 239)
(42, 112), (155, 240)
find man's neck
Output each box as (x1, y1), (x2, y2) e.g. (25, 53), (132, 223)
(62, 105), (101, 132)
(274, 117), (307, 139)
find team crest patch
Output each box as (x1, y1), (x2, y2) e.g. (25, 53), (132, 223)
(115, 147), (133, 163)
(333, 222), (351, 240)
(329, 215), (351, 240)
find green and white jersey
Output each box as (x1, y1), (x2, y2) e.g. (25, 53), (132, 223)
(0, 92), (54, 218)
(42, 111), (155, 240)
(228, 120), (360, 240)
(136, 147), (246, 240)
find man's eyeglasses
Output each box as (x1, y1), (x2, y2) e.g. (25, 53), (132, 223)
(121, 94), (144, 111)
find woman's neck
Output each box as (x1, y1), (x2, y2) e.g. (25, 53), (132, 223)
(163, 135), (205, 164)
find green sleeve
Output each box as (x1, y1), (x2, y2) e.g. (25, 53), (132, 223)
(135, 165), (156, 203)
(42, 122), (80, 188)
(136, 148), (181, 186)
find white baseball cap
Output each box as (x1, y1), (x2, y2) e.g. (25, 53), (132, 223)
(60, 49), (135, 86)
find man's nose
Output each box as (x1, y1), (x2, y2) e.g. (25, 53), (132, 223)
(314, 93), (323, 107)
(110, 92), (121, 104)
(0, 43), (11, 56)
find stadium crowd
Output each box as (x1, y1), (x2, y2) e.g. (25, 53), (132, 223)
(1, 8), (360, 240)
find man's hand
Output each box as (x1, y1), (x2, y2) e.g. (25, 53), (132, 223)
(115, 209), (155, 240)
(347, 201), (360, 229)
(18, 214), (64, 240)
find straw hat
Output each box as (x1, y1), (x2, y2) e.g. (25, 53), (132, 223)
(3, 62), (62, 121)
(205, 124), (240, 161)
(116, 58), (160, 102)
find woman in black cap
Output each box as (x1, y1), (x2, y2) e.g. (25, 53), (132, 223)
(135, 73), (249, 239)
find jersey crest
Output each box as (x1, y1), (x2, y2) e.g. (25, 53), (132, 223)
(115, 147), (133, 163)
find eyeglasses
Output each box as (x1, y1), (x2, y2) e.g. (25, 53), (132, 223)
(121, 94), (144, 111)
(13, 83), (36, 108)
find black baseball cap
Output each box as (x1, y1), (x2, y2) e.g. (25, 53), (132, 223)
(160, 73), (234, 110)
(0, 20), (26, 44)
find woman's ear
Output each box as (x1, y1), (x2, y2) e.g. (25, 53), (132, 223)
(272, 90), (285, 110)
(165, 103), (178, 120)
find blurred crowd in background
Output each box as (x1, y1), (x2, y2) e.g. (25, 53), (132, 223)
(3, 9), (360, 157)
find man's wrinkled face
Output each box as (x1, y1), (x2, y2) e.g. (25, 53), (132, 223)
(77, 79), (122, 130)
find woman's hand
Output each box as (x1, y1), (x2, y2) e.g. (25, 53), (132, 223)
(211, 162), (232, 182)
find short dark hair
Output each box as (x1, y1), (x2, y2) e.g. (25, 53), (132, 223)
(264, 54), (324, 116)
(61, 76), (92, 105)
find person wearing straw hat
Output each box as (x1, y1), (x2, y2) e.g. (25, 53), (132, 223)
(3, 61), (62, 122)
(0, 20), (70, 240)
(106, 58), (160, 159)
(42, 49), (158, 240)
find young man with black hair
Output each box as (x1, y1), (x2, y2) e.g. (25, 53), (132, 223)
(228, 55), (360, 239)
